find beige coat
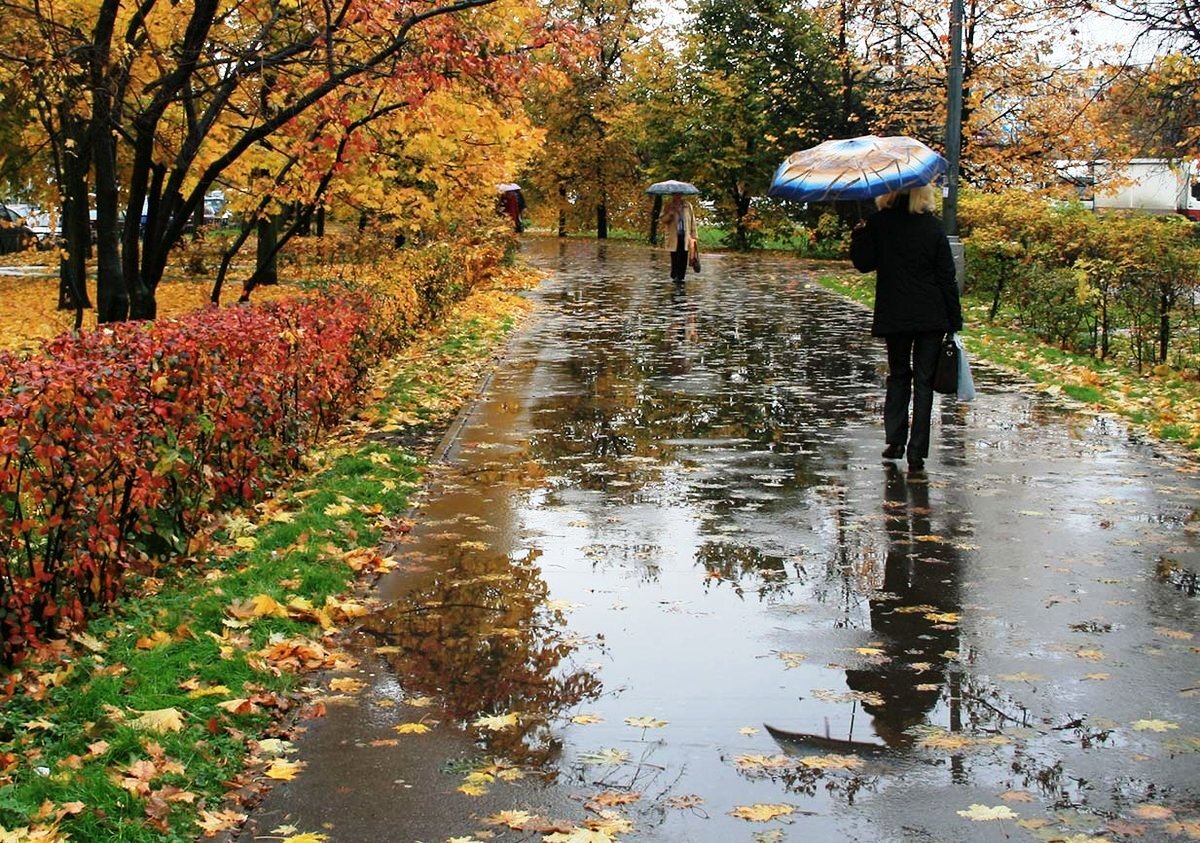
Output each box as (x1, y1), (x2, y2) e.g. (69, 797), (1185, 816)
(662, 201), (697, 252)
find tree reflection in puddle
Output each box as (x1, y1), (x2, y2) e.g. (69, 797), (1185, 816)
(364, 547), (603, 771)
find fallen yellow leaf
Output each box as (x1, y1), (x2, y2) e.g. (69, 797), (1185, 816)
(729, 803), (795, 822)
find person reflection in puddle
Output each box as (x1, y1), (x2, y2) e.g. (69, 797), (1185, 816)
(844, 464), (962, 748)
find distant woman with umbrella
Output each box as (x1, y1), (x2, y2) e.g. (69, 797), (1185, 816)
(850, 184), (961, 472)
(648, 181), (699, 285)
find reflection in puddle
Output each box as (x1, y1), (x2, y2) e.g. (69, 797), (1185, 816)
(293, 236), (1200, 841)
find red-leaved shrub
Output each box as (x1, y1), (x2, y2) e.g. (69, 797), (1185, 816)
(0, 288), (398, 664)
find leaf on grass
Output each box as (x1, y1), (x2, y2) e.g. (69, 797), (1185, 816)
(129, 708), (185, 733)
(956, 804), (1018, 821)
(196, 807), (248, 836)
(136, 630), (172, 650)
(186, 685), (232, 699)
(216, 699), (258, 715)
(729, 803), (795, 822)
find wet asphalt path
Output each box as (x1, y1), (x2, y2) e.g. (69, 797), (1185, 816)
(238, 235), (1200, 843)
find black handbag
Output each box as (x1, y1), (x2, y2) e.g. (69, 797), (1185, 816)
(933, 334), (959, 395)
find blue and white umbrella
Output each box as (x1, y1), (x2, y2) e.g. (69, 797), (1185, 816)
(767, 136), (947, 202)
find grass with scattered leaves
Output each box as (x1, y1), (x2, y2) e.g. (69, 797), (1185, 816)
(0, 278), (532, 843)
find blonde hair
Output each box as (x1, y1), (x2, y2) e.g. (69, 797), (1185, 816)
(876, 184), (938, 214)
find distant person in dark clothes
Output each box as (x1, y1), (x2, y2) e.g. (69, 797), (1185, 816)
(661, 193), (697, 284)
(850, 184), (962, 472)
(500, 188), (525, 232)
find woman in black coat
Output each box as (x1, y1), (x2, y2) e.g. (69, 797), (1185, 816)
(850, 184), (962, 471)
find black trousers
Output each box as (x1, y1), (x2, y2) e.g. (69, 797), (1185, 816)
(670, 242), (688, 281)
(884, 331), (943, 460)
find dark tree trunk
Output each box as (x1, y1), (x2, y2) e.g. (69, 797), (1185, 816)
(57, 144), (92, 323)
(91, 0), (129, 324)
(558, 184), (567, 237)
(316, 205), (326, 237)
(1159, 286), (1172, 363)
(596, 201), (608, 239)
(733, 192), (752, 250)
(255, 215), (280, 287)
(649, 194), (662, 244)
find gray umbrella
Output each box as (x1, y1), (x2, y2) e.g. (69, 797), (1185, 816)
(646, 180), (700, 196)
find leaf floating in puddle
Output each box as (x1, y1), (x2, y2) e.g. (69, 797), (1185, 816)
(923, 611), (960, 624)
(571, 713), (605, 725)
(1132, 719), (1179, 732)
(473, 712), (520, 731)
(1155, 627), (1194, 641)
(798, 754), (864, 770)
(624, 716), (668, 729)
(393, 722), (431, 734)
(544, 828), (618, 843)
(998, 790), (1037, 802)
(996, 672), (1044, 683)
(579, 748), (631, 766)
(665, 794), (705, 810)
(1082, 673), (1111, 681)
(771, 651), (807, 668)
(812, 689), (886, 706)
(729, 803), (795, 822)
(956, 804), (1018, 821)
(1134, 805), (1175, 819)
(738, 726), (760, 736)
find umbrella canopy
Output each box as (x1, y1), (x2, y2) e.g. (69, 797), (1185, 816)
(646, 180), (700, 196)
(496, 182), (521, 192)
(767, 136), (947, 202)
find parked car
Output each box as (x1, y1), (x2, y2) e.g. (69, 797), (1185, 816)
(0, 204), (37, 254)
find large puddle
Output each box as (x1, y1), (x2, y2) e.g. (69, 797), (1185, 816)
(243, 235), (1200, 843)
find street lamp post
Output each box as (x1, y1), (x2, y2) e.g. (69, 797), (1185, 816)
(944, 0), (966, 290)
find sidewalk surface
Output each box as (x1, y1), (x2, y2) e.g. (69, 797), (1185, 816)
(236, 236), (1200, 843)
